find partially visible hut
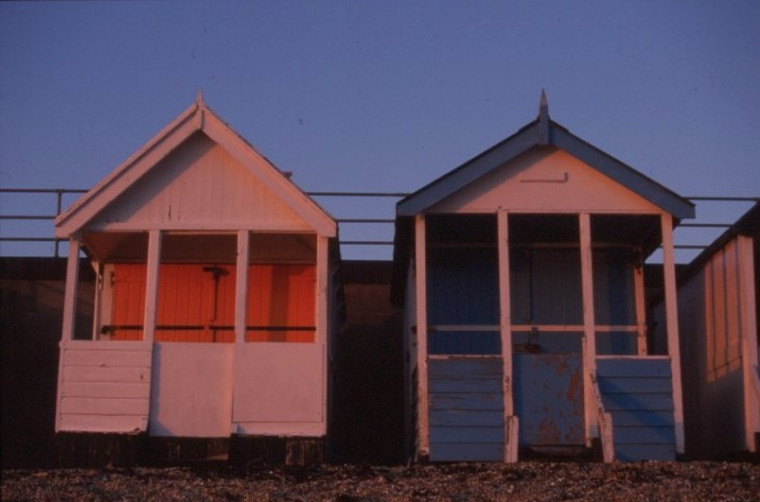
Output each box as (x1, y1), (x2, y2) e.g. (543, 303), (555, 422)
(676, 203), (760, 458)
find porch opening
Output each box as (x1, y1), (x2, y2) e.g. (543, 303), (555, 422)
(88, 231), (317, 343)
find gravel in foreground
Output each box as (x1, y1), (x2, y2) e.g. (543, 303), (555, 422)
(2, 461), (759, 501)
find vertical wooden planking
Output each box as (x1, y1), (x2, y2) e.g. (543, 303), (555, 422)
(497, 210), (515, 462)
(112, 264), (146, 341)
(579, 213), (596, 442)
(738, 235), (760, 452)
(415, 214), (430, 459)
(235, 231), (250, 344)
(705, 259), (716, 375)
(725, 240), (741, 363)
(713, 247), (728, 369)
(661, 213), (684, 454)
(143, 230), (162, 343)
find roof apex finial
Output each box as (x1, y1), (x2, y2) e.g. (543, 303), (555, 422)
(196, 89), (204, 106)
(539, 88), (549, 119)
(537, 89), (550, 145)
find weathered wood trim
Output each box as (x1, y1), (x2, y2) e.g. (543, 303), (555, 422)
(590, 373), (615, 462)
(634, 249), (648, 355)
(415, 214), (430, 459)
(497, 210), (516, 462)
(660, 213), (685, 453)
(580, 213), (597, 444)
(143, 230), (162, 343)
(505, 416), (519, 463)
(235, 230), (250, 344)
(738, 235), (760, 451)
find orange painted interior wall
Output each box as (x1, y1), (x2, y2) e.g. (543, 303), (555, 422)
(109, 263), (315, 343)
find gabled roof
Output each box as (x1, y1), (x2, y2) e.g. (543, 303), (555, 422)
(54, 94), (336, 238)
(397, 92), (695, 220)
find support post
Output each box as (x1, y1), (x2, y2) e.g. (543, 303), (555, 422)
(414, 214), (430, 460)
(661, 213), (685, 454)
(497, 210), (517, 462)
(235, 230), (250, 344)
(634, 247), (648, 355)
(143, 230), (162, 343)
(61, 236), (81, 343)
(579, 213), (598, 443)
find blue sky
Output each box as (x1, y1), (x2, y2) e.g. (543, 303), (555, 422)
(1, 1), (758, 260)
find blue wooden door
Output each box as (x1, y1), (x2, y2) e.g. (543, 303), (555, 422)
(513, 353), (585, 446)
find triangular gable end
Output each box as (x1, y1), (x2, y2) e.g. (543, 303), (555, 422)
(430, 147), (667, 214)
(397, 95), (695, 220)
(54, 99), (336, 238)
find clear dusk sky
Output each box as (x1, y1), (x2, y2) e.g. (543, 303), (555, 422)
(1, 1), (759, 260)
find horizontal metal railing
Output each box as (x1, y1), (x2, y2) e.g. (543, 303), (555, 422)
(0, 188), (407, 258)
(1, 188), (757, 259)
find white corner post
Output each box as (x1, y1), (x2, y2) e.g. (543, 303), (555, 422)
(497, 210), (518, 462)
(235, 230), (250, 345)
(316, 234), (329, 433)
(56, 235), (81, 431)
(143, 230), (162, 343)
(61, 236), (82, 343)
(738, 235), (759, 452)
(414, 214), (430, 460)
(579, 213), (598, 444)
(661, 213), (684, 454)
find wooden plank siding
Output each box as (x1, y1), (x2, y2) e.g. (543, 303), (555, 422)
(596, 357), (677, 461)
(428, 358), (504, 461)
(678, 233), (758, 457)
(107, 263), (315, 343)
(57, 342), (152, 433)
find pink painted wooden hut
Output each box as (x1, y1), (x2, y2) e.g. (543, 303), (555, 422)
(53, 96), (338, 462)
(676, 203), (760, 458)
(392, 93), (695, 462)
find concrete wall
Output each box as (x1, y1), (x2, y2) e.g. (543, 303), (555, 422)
(1, 258), (93, 467)
(1, 257), (404, 467)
